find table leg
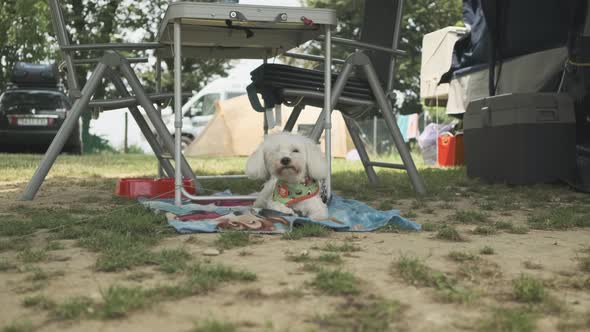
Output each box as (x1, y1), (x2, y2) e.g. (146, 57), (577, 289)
(174, 22), (183, 206)
(323, 26), (332, 200)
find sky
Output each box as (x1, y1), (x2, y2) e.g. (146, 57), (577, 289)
(91, 0), (304, 151)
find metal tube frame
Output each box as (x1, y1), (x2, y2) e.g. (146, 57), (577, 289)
(174, 23), (183, 206)
(316, 35), (406, 57)
(323, 26), (332, 200)
(22, 62), (108, 200)
(156, 56), (164, 178)
(361, 60), (426, 195)
(118, 57), (198, 187)
(105, 69), (176, 178)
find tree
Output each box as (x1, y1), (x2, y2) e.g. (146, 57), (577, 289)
(305, 0), (463, 115)
(0, 0), (54, 92)
(0, 0), (230, 152)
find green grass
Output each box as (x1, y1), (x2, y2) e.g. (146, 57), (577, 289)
(29, 261), (257, 321)
(528, 207), (590, 230)
(479, 308), (535, 332)
(17, 249), (47, 263)
(214, 231), (251, 250)
(453, 210), (489, 224)
(421, 223), (438, 232)
(480, 246), (495, 255)
(45, 241), (66, 251)
(314, 299), (403, 332)
(51, 296), (95, 320)
(1, 320), (35, 332)
(320, 242), (361, 253)
(23, 295), (56, 310)
(523, 261), (543, 270)
(395, 256), (431, 286)
(513, 274), (546, 303)
(192, 320), (237, 332)
(435, 225), (465, 242)
(310, 269), (360, 296)
(0, 259), (17, 272)
(281, 223), (331, 240)
(394, 256), (475, 303)
(579, 255), (590, 273)
(156, 248), (192, 274)
(98, 286), (149, 319)
(507, 225), (530, 234)
(447, 251), (479, 263)
(472, 225), (497, 236)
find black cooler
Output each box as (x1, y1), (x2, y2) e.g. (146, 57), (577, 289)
(464, 93), (576, 184)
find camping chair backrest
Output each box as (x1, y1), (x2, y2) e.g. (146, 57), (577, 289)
(359, 0), (403, 86)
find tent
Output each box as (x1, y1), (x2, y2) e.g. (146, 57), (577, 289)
(185, 94), (354, 158)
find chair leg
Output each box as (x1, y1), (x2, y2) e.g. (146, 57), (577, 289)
(361, 59), (426, 195)
(106, 69), (175, 178)
(283, 104), (304, 132)
(344, 117), (379, 186)
(22, 62), (108, 200)
(119, 59), (199, 187)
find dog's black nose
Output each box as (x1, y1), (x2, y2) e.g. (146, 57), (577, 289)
(280, 157), (291, 166)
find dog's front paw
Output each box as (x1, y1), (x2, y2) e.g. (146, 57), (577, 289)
(267, 201), (295, 215)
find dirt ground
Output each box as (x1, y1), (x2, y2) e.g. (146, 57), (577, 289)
(1, 176), (590, 332)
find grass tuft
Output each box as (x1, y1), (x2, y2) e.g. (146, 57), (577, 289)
(513, 274), (545, 303)
(479, 308), (535, 332)
(314, 298), (403, 332)
(528, 207), (589, 230)
(479, 246), (495, 255)
(447, 251), (479, 263)
(472, 225), (497, 236)
(311, 269), (360, 296)
(320, 242), (361, 253)
(23, 295), (56, 310)
(214, 232), (251, 250)
(1, 320), (35, 332)
(435, 225), (465, 242)
(51, 296), (95, 320)
(192, 320), (237, 332)
(17, 249), (47, 263)
(453, 210), (489, 224)
(281, 223), (331, 240)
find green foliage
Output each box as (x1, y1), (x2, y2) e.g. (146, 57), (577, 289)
(305, 0), (463, 115)
(0, 0), (230, 153)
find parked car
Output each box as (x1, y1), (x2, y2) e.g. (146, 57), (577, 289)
(0, 63), (82, 154)
(159, 77), (249, 150)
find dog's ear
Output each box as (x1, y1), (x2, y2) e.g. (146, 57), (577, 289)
(245, 144), (269, 179)
(305, 140), (328, 180)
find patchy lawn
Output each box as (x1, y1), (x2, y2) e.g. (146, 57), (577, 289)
(1, 153), (589, 332)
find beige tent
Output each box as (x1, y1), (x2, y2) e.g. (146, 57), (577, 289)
(185, 95), (353, 158)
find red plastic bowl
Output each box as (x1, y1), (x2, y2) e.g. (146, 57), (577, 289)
(115, 178), (197, 199)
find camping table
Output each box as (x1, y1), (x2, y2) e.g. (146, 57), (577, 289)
(156, 2), (337, 206)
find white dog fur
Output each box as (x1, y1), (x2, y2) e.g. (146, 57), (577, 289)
(245, 132), (329, 220)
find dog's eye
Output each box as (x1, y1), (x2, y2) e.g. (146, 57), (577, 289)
(292, 148), (299, 153)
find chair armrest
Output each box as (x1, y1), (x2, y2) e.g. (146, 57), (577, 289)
(316, 35), (406, 57)
(283, 52), (346, 64)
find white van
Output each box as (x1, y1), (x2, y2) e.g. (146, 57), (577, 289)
(161, 77), (250, 149)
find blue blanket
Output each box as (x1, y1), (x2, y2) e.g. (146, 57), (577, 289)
(141, 195), (420, 234)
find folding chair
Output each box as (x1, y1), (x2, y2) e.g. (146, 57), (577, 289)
(247, 0), (426, 196)
(21, 0), (198, 200)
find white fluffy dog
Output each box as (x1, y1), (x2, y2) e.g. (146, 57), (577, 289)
(246, 132), (329, 220)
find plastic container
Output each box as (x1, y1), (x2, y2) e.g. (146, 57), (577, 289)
(437, 133), (464, 167)
(464, 93), (576, 184)
(115, 178), (197, 199)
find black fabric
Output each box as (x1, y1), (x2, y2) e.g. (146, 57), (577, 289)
(248, 64), (375, 114)
(441, 0), (578, 85)
(359, 0), (401, 85)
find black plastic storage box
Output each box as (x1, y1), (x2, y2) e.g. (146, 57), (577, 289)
(464, 93), (576, 185)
